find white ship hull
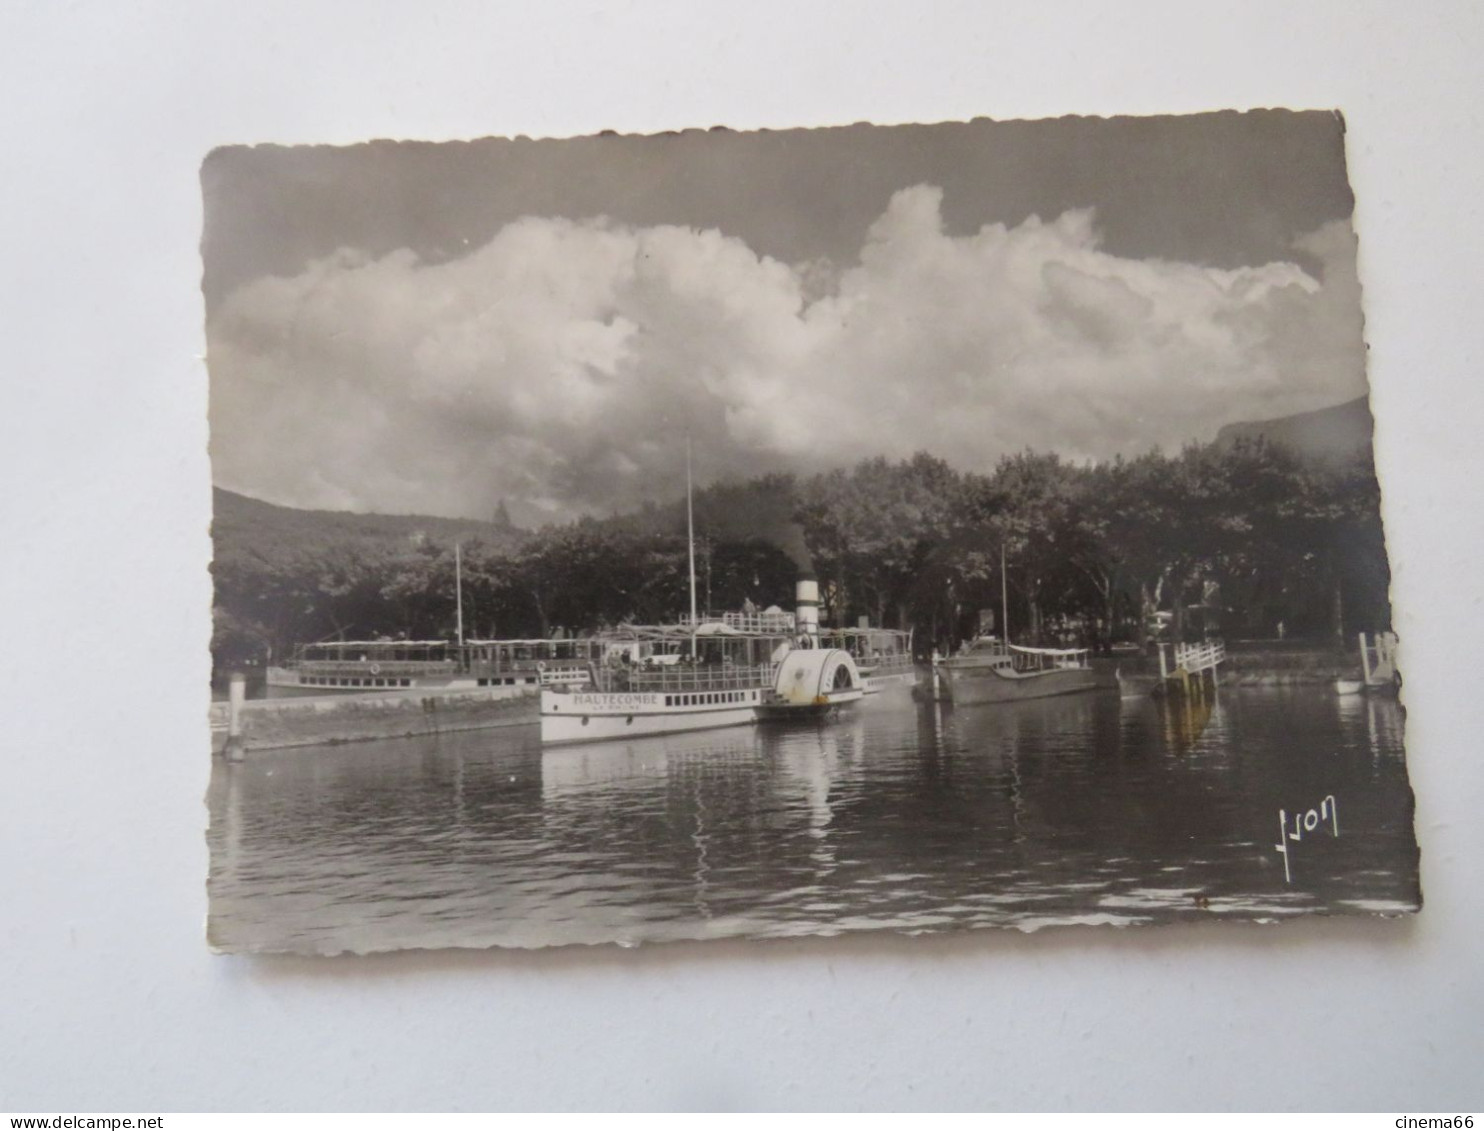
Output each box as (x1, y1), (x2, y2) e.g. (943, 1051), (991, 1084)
(267, 666), (515, 694)
(539, 647), (868, 745)
(755, 689), (865, 719)
(540, 687), (766, 745)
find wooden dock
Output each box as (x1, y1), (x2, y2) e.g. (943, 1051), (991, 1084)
(1360, 631), (1400, 692)
(1115, 639), (1227, 700)
(1159, 639), (1225, 698)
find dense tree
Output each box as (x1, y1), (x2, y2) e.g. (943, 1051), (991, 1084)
(211, 440), (1393, 674)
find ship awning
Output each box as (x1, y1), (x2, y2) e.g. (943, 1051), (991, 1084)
(693, 622), (743, 636)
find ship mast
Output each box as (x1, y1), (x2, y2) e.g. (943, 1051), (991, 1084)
(455, 540), (465, 647)
(1000, 540), (1010, 645)
(687, 438), (698, 657)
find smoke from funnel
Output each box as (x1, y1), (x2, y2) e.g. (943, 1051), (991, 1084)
(771, 521), (814, 574)
(688, 477), (814, 573)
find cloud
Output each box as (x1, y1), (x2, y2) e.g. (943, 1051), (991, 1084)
(208, 186), (1367, 521)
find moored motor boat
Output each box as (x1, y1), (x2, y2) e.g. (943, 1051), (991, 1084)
(266, 636), (604, 695)
(936, 637), (1098, 705)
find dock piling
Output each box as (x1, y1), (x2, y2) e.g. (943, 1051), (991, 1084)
(224, 671), (247, 762)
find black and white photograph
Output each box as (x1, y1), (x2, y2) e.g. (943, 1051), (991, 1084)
(203, 110), (1419, 955)
(15, 0), (1484, 1113)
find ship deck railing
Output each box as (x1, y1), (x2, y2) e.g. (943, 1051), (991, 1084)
(537, 664), (596, 686)
(595, 662), (782, 694)
(857, 653), (917, 674)
(679, 611), (798, 633)
(294, 660), (461, 678)
(940, 639), (1090, 674)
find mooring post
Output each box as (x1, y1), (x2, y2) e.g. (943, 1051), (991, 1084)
(224, 671), (247, 762)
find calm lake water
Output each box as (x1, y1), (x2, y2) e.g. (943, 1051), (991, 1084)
(206, 686), (1419, 953)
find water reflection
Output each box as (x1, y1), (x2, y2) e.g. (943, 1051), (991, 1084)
(208, 687), (1419, 953)
(1333, 691), (1407, 764)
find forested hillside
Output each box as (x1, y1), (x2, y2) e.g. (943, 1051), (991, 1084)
(211, 405), (1392, 672)
(212, 488), (520, 554)
(1214, 396), (1374, 467)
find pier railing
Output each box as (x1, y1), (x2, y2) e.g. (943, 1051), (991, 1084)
(1160, 640), (1226, 679)
(1176, 640), (1226, 673)
(1359, 631), (1399, 686)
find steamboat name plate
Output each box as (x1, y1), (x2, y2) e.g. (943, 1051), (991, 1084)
(565, 692), (665, 711)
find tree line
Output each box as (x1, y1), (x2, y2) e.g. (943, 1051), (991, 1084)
(211, 438), (1390, 670)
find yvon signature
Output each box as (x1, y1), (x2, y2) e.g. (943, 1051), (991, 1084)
(1275, 795), (1338, 883)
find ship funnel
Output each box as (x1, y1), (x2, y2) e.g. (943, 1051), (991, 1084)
(795, 576), (820, 643)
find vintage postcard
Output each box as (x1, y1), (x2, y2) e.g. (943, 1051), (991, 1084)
(204, 111), (1418, 954)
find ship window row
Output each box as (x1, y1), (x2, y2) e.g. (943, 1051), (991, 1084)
(663, 691), (751, 707)
(476, 677), (537, 687)
(302, 677), (412, 688)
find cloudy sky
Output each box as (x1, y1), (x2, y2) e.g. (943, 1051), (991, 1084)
(204, 111), (1367, 523)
